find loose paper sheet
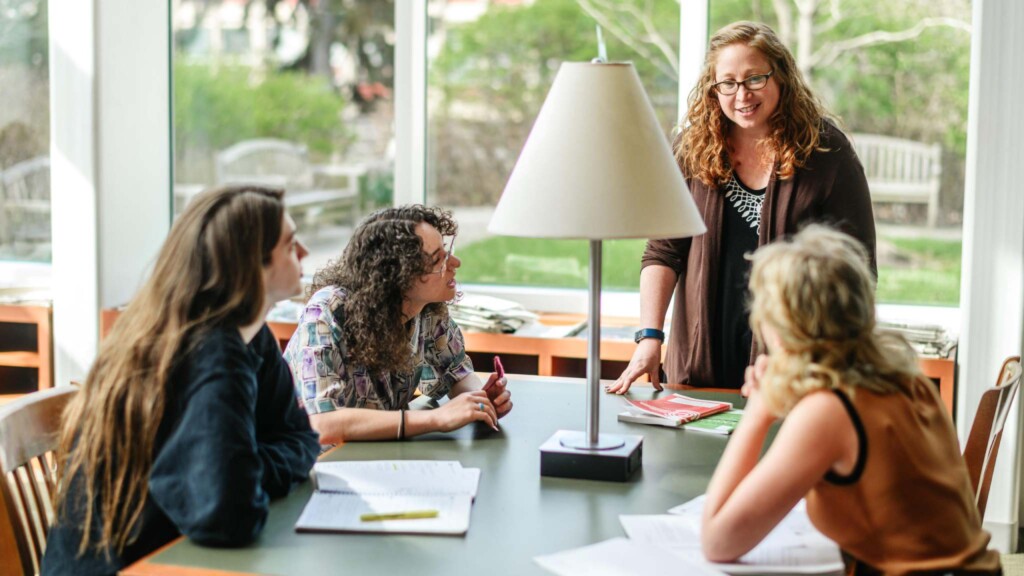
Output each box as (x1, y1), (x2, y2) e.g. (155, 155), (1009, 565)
(534, 537), (728, 576)
(620, 496), (843, 575)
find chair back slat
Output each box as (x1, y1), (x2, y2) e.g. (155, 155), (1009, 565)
(963, 357), (1022, 518)
(0, 386), (77, 576)
(12, 467), (46, 571)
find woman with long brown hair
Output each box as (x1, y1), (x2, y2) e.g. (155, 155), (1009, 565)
(609, 21), (877, 393)
(43, 186), (320, 575)
(700, 225), (999, 574)
(284, 205), (512, 444)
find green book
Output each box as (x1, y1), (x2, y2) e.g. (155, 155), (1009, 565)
(681, 409), (744, 435)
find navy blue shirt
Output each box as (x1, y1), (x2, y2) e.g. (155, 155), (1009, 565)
(42, 325), (319, 576)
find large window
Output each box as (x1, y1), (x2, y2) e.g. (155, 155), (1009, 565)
(172, 0), (395, 273)
(425, 0), (680, 291)
(0, 0), (50, 268)
(424, 0), (970, 308)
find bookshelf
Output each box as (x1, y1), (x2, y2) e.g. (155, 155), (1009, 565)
(101, 308), (958, 417)
(0, 304), (53, 404)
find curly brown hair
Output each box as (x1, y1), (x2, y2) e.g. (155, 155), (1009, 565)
(310, 205), (458, 375)
(677, 21), (836, 187)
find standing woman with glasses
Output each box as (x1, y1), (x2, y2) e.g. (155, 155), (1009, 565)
(609, 21), (876, 393)
(284, 205), (512, 444)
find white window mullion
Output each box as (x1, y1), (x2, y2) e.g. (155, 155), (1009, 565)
(394, 2), (427, 206)
(677, 0), (709, 123)
(50, 0), (170, 387)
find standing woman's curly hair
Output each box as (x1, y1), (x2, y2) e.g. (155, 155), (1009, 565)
(747, 225), (923, 417)
(677, 21), (834, 186)
(310, 205), (458, 375)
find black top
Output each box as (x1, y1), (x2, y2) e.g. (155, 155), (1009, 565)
(712, 173), (765, 388)
(42, 325), (320, 576)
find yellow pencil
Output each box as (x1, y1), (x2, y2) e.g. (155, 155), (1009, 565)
(359, 509), (439, 522)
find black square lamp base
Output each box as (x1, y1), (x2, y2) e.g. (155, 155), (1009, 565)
(539, 430), (643, 482)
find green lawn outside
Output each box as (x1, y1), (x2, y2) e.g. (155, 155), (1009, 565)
(457, 235), (962, 306)
(876, 237), (962, 306)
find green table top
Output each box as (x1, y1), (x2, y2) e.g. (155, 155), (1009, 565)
(134, 377), (743, 575)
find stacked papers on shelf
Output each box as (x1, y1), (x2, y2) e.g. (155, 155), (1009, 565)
(878, 319), (956, 357)
(449, 294), (539, 334)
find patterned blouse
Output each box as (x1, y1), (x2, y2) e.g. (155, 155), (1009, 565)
(283, 285), (475, 415)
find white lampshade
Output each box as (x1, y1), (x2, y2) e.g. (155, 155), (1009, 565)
(488, 62), (706, 240)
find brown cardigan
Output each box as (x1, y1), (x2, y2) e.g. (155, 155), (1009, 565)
(641, 121), (877, 387)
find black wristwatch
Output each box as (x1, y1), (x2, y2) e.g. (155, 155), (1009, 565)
(634, 328), (665, 344)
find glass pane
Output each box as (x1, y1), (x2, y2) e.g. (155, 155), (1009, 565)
(426, 0), (680, 291)
(172, 0), (395, 274)
(0, 0), (50, 265)
(710, 1), (970, 306)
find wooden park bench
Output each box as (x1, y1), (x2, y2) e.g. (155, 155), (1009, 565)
(215, 139), (364, 234)
(0, 156), (51, 250)
(850, 133), (942, 227)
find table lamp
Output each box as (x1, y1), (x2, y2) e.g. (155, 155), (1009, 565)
(488, 61), (706, 481)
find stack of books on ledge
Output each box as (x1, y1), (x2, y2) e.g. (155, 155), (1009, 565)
(618, 394), (739, 434)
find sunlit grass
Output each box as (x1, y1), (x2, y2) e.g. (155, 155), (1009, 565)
(456, 235), (961, 305)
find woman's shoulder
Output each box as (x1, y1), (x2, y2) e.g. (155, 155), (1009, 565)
(795, 119), (859, 180)
(308, 284), (348, 306)
(175, 328), (259, 391)
(189, 326), (247, 359)
(302, 285), (348, 320)
(814, 119), (857, 158)
(789, 388), (852, 421)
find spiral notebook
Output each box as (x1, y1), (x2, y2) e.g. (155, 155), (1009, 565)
(295, 460), (480, 536)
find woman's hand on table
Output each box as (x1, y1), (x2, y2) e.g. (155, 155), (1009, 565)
(482, 373), (513, 418)
(606, 338), (663, 394)
(432, 390), (499, 432)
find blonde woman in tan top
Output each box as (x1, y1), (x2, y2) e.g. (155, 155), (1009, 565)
(701, 225), (1000, 575)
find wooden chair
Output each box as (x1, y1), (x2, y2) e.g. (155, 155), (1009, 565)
(962, 356), (1022, 518)
(0, 386), (77, 576)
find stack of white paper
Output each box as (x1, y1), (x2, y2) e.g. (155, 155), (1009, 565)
(619, 495), (843, 575)
(295, 460), (480, 536)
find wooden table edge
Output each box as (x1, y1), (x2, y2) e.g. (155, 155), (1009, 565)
(118, 537), (259, 576)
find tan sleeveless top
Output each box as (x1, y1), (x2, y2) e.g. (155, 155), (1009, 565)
(805, 377), (1001, 575)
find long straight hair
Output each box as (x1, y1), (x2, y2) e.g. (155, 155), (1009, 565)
(54, 186), (284, 555)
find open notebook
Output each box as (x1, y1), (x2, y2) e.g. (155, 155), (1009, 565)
(295, 460), (481, 536)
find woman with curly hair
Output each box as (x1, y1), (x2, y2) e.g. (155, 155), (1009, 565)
(609, 21), (876, 393)
(284, 205), (512, 444)
(700, 225), (999, 574)
(43, 186), (319, 575)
